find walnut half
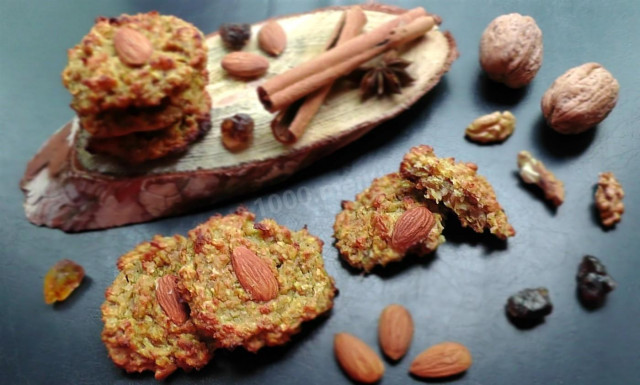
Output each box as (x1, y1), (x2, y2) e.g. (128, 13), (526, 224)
(595, 172), (624, 227)
(465, 111), (515, 143)
(517, 151), (564, 206)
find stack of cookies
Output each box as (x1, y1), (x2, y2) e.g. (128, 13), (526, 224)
(101, 208), (337, 379)
(62, 12), (211, 164)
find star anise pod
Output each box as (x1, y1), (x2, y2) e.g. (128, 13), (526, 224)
(358, 52), (414, 101)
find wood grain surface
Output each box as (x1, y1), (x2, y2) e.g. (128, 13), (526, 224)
(20, 4), (457, 231)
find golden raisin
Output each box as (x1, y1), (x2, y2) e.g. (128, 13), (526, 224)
(221, 113), (254, 152)
(43, 259), (85, 304)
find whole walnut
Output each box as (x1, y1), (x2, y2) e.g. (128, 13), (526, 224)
(541, 63), (619, 134)
(480, 13), (543, 88)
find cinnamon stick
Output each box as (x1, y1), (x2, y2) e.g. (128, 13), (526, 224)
(258, 7), (437, 112)
(271, 7), (367, 144)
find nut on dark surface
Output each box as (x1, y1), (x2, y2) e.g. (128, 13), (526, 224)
(506, 287), (552, 325)
(220, 23), (251, 50)
(221, 113), (254, 152)
(541, 62), (619, 134)
(479, 13), (543, 88)
(577, 255), (616, 306)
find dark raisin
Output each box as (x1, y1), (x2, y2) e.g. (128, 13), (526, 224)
(577, 255), (616, 306)
(220, 23), (251, 50)
(221, 113), (254, 152)
(505, 287), (552, 327)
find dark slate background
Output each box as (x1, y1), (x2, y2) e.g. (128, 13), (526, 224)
(1, 1), (639, 384)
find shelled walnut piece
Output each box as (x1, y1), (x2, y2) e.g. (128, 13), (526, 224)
(465, 111), (515, 143)
(595, 172), (624, 227)
(517, 151), (565, 206)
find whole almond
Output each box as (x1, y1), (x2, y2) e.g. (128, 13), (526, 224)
(409, 342), (472, 378)
(334, 333), (385, 384)
(155, 274), (188, 325)
(231, 246), (279, 301)
(391, 207), (435, 252)
(221, 52), (269, 78)
(113, 27), (153, 67)
(258, 21), (287, 56)
(378, 304), (414, 361)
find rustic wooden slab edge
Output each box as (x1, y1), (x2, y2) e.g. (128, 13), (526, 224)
(20, 4), (458, 232)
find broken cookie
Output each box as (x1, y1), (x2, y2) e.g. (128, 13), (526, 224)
(400, 145), (515, 240)
(334, 173), (445, 272)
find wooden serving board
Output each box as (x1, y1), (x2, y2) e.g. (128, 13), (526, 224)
(21, 4), (458, 231)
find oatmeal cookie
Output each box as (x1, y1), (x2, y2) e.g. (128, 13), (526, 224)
(79, 74), (209, 138)
(101, 235), (213, 380)
(334, 173), (445, 272)
(178, 208), (336, 352)
(62, 11), (207, 116)
(86, 93), (211, 163)
(400, 145), (515, 240)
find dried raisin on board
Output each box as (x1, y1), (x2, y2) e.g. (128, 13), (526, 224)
(43, 259), (85, 304)
(577, 255), (616, 305)
(505, 287), (552, 323)
(221, 113), (254, 152)
(220, 23), (251, 50)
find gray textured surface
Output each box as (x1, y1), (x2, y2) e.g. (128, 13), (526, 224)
(1, 1), (639, 384)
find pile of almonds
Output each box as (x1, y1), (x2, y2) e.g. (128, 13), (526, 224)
(334, 305), (472, 383)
